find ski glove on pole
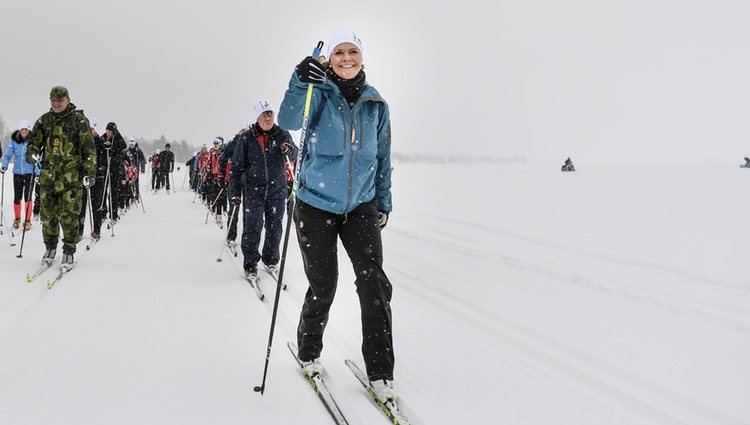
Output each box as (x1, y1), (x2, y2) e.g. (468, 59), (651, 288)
(280, 142), (293, 156)
(296, 56), (326, 84)
(83, 176), (96, 188)
(378, 212), (389, 230)
(0, 167), (6, 173)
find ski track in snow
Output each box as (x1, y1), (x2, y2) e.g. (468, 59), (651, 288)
(394, 211), (750, 333)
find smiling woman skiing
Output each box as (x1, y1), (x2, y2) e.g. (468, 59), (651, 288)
(279, 32), (397, 403)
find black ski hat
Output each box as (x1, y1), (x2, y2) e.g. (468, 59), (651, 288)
(106, 122), (117, 131)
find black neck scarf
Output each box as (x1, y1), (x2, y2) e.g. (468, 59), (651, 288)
(329, 69), (366, 107)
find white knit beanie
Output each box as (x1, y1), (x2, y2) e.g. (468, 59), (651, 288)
(253, 99), (273, 121)
(327, 31), (364, 60)
(18, 120), (31, 130)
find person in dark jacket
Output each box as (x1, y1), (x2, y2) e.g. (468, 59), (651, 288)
(278, 32), (396, 402)
(229, 100), (297, 279)
(102, 122), (128, 222)
(220, 125), (248, 245)
(134, 142), (146, 174)
(158, 143), (175, 192)
(77, 118), (106, 238)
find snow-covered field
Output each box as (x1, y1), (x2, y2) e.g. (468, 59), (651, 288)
(0, 162), (748, 425)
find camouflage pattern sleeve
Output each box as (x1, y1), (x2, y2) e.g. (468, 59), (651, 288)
(26, 118), (45, 162)
(77, 113), (96, 177)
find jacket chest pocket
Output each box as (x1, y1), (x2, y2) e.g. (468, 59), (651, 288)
(50, 124), (77, 157)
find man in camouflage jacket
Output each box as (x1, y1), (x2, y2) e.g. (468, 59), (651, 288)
(26, 86), (96, 262)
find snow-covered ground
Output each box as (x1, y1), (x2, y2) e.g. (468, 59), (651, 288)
(0, 162), (748, 425)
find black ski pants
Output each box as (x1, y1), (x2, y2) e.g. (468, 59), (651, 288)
(240, 195), (285, 270)
(295, 199), (394, 381)
(12, 173), (34, 203)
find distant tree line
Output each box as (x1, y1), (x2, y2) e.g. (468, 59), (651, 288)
(134, 135), (197, 163)
(392, 152), (526, 164)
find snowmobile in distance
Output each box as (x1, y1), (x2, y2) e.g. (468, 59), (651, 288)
(561, 157), (576, 172)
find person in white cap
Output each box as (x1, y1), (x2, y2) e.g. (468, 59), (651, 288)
(279, 31), (396, 402)
(228, 99), (297, 281)
(1, 120), (41, 230)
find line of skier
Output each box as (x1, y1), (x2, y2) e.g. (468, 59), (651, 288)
(187, 100), (298, 280)
(1, 86), (147, 269)
(7, 30), (399, 407)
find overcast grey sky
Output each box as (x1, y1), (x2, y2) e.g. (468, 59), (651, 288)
(2, 0), (749, 163)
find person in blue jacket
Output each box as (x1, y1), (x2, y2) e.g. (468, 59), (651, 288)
(229, 100), (298, 279)
(1, 120), (41, 230)
(278, 31), (396, 403)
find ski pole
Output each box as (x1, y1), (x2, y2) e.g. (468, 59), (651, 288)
(1, 172), (14, 246)
(16, 176), (37, 258)
(99, 148), (111, 211)
(215, 201), (239, 262)
(254, 40), (323, 396)
(137, 183), (146, 212)
(0, 172), (5, 235)
(84, 185), (96, 250)
(205, 186), (224, 224)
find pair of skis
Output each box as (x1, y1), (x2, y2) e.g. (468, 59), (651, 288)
(246, 264), (286, 301)
(287, 342), (413, 425)
(25, 260), (74, 289)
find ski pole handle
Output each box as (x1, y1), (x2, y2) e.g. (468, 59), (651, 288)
(292, 41), (324, 198)
(303, 41), (325, 118)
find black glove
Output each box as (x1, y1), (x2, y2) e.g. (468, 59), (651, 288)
(295, 56), (326, 84)
(280, 142), (293, 156)
(377, 212), (389, 230)
(230, 196), (241, 206)
(83, 175), (96, 188)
